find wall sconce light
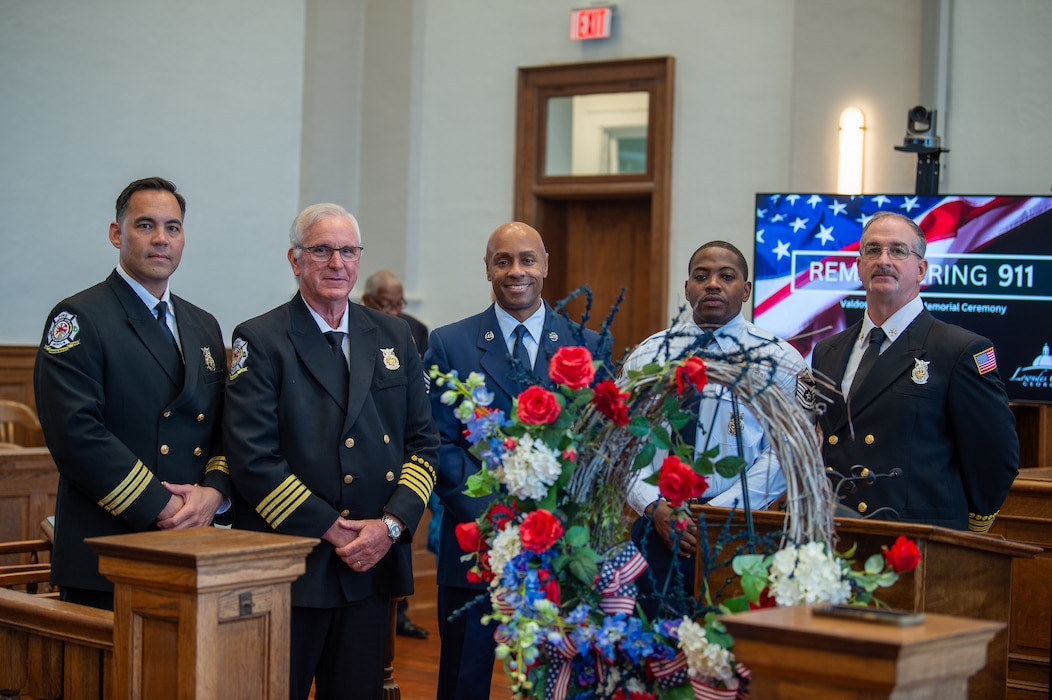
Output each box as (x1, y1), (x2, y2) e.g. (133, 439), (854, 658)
(837, 107), (865, 195)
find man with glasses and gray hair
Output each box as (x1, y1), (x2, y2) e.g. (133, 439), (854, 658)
(809, 210), (1018, 533)
(223, 203), (439, 700)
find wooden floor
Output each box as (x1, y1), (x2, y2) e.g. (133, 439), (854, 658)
(391, 508), (514, 699)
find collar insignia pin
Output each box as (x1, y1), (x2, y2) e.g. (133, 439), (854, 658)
(911, 358), (929, 385)
(548, 331), (558, 342)
(485, 331), (495, 341)
(381, 347), (400, 371)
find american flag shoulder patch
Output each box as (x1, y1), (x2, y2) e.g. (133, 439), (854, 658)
(973, 347), (997, 375)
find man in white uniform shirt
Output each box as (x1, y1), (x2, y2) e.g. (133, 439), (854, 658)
(622, 241), (805, 616)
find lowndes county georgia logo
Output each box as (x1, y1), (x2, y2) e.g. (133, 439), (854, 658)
(229, 337), (249, 380)
(45, 311), (80, 354)
(1010, 342), (1052, 389)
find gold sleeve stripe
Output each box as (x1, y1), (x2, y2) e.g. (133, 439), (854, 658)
(257, 475), (312, 529)
(98, 460), (154, 515)
(205, 456), (229, 475)
(968, 510), (998, 533)
(398, 458), (437, 506)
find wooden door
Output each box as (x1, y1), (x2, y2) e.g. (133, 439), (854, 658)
(541, 197), (655, 361)
(515, 57), (674, 367)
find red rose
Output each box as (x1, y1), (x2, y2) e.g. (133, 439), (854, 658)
(488, 504), (517, 531)
(549, 346), (596, 389)
(675, 356), (708, 394)
(562, 447), (577, 462)
(657, 456), (709, 506)
(592, 380), (631, 426)
(884, 535), (921, 573)
(538, 569), (561, 606)
(748, 587), (776, 610)
(455, 521), (483, 553)
(516, 385), (561, 425)
(519, 509), (564, 553)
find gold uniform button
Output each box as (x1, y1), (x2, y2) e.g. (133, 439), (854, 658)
(163, 411), (172, 418)
(857, 502), (868, 514)
(340, 509), (350, 518)
(864, 434), (875, 445)
(343, 474), (354, 484)
(385, 471), (395, 482)
(160, 445), (170, 455)
(827, 435), (839, 446)
(383, 434), (390, 444)
(196, 413), (205, 422)
(345, 438), (355, 448)
(193, 447), (202, 456)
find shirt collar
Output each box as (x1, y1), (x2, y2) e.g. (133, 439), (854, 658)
(861, 296), (924, 346)
(494, 303), (546, 346)
(693, 311), (747, 352)
(304, 300), (349, 334)
(116, 264), (172, 313)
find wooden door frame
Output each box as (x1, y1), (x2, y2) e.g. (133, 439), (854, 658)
(514, 56), (674, 338)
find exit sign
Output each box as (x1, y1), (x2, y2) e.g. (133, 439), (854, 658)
(570, 6), (614, 41)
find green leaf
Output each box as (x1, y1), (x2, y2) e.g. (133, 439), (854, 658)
(863, 553), (886, 574)
(634, 442), (657, 470)
(563, 525), (590, 547)
(627, 415), (651, 438)
(650, 425), (673, 450)
(714, 455), (747, 478)
(657, 684), (696, 700)
(722, 595), (752, 614)
(567, 553), (598, 584)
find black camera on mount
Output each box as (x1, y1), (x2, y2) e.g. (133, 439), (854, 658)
(894, 104), (949, 196)
(899, 105), (941, 150)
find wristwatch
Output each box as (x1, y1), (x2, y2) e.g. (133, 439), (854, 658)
(381, 514), (403, 542)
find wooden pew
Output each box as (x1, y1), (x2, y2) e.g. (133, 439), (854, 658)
(0, 588), (113, 699)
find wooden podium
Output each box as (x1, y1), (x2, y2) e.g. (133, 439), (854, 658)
(694, 507), (1039, 699)
(723, 605), (1003, 699)
(89, 528), (317, 700)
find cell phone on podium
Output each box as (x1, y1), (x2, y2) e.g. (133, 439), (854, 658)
(813, 604), (925, 626)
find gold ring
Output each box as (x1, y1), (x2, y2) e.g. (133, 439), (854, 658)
(355, 560), (362, 568)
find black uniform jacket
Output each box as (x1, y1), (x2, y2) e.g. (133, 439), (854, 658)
(223, 293), (438, 608)
(34, 270), (229, 591)
(811, 310), (1018, 532)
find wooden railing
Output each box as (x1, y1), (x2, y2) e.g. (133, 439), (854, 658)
(0, 588), (113, 699)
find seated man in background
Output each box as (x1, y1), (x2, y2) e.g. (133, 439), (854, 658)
(361, 268), (432, 639)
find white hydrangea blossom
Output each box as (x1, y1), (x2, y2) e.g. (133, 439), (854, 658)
(676, 617), (735, 684)
(496, 433), (562, 500)
(768, 541), (850, 606)
(488, 524), (522, 587)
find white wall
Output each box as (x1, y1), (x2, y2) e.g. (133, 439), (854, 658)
(3, 0), (1050, 348)
(941, 0), (1052, 195)
(0, 0), (305, 343)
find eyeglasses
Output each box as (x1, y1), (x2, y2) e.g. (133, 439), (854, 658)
(859, 243), (922, 261)
(297, 244), (364, 262)
(374, 298), (406, 312)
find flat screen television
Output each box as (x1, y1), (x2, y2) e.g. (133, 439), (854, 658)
(752, 194), (1052, 404)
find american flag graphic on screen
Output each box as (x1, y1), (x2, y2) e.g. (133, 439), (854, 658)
(752, 194), (1052, 359)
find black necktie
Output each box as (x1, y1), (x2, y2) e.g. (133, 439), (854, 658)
(512, 324), (532, 370)
(850, 327), (887, 397)
(324, 331), (348, 381)
(154, 301), (179, 351)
